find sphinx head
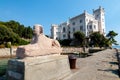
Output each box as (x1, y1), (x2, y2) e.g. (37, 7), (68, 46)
(33, 24), (43, 36)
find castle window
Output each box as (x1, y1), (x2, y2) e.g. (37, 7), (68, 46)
(56, 37), (58, 40)
(97, 15), (99, 17)
(94, 25), (96, 29)
(95, 15), (99, 19)
(73, 28), (75, 32)
(63, 27), (66, 32)
(72, 22), (75, 25)
(89, 25), (92, 29)
(80, 26), (83, 30)
(80, 20), (82, 23)
(56, 32), (59, 35)
(102, 18), (104, 22)
(63, 34), (66, 38)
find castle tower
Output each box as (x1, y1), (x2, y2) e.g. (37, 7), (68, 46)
(51, 24), (59, 39)
(93, 6), (105, 35)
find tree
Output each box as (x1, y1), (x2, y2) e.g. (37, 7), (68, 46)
(1, 20), (33, 39)
(18, 25), (25, 37)
(73, 31), (85, 46)
(5, 20), (20, 34)
(0, 20), (32, 46)
(0, 24), (20, 44)
(26, 26), (33, 39)
(106, 30), (118, 46)
(59, 39), (72, 46)
(89, 32), (106, 48)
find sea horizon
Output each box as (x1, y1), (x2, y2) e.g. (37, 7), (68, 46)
(112, 45), (120, 49)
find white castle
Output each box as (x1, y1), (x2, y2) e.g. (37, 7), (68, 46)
(51, 6), (105, 40)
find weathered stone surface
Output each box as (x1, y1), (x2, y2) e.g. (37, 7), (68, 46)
(62, 47), (83, 53)
(7, 55), (71, 80)
(68, 49), (120, 80)
(16, 24), (62, 59)
(0, 48), (16, 57)
(7, 71), (23, 80)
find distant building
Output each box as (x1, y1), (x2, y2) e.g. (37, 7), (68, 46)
(51, 6), (105, 40)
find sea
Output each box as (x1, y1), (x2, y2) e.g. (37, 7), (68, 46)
(112, 45), (120, 49)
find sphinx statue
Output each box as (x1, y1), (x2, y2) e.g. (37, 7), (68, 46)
(16, 24), (62, 59)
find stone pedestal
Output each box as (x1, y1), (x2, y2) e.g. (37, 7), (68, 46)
(7, 54), (71, 80)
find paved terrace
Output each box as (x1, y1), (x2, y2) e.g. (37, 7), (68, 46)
(67, 49), (119, 80)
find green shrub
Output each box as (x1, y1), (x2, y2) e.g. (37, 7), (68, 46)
(59, 39), (72, 46)
(0, 44), (5, 48)
(18, 39), (30, 45)
(5, 42), (11, 48)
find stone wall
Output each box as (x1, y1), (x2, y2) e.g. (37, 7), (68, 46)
(62, 47), (83, 53)
(0, 47), (87, 57)
(0, 48), (16, 57)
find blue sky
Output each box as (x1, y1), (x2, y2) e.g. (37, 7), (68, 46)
(0, 0), (120, 44)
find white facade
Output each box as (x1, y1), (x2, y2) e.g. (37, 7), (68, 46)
(51, 6), (105, 40)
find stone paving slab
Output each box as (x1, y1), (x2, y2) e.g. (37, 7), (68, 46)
(67, 49), (120, 80)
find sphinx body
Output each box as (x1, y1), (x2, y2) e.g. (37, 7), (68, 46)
(16, 24), (62, 59)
